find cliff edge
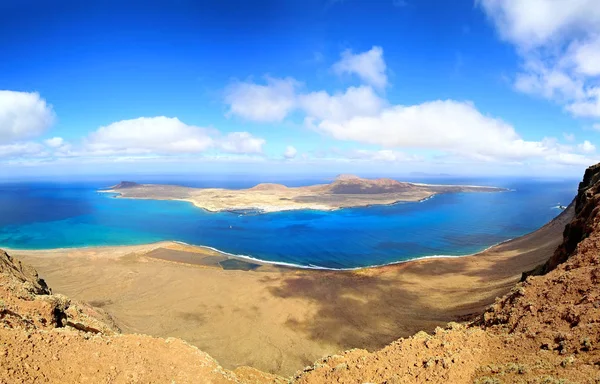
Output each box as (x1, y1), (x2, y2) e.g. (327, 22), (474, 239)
(0, 248), (282, 384)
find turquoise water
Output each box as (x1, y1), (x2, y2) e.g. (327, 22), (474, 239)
(0, 177), (578, 269)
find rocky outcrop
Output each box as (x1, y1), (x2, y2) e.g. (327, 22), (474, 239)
(0, 250), (119, 334)
(525, 163), (600, 278)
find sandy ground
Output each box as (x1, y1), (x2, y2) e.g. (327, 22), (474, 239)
(7, 206), (572, 376)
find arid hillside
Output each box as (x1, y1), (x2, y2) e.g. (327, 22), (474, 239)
(2, 164), (600, 383)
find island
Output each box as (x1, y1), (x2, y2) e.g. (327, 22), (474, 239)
(102, 175), (506, 213)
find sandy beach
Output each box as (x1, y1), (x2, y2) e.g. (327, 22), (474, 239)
(6, 205), (572, 376)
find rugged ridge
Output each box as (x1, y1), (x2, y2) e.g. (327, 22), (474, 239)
(533, 163), (600, 275)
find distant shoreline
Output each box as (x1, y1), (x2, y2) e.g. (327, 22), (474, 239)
(99, 188), (439, 214)
(100, 176), (507, 213)
(1, 203), (571, 271)
(2, 240), (474, 271)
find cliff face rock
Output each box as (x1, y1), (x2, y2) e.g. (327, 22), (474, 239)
(0, 250), (119, 334)
(0, 250), (50, 295)
(546, 163), (600, 273)
(524, 163), (600, 278)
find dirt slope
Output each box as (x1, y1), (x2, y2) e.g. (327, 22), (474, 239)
(0, 249), (283, 383)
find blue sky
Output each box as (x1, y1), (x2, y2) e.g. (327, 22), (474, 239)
(1, 0), (600, 179)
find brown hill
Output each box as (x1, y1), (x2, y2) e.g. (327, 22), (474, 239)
(327, 176), (417, 194)
(248, 183), (290, 191)
(3, 164), (600, 382)
(110, 181), (141, 189)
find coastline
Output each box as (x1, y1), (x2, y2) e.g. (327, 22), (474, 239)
(6, 204), (574, 376)
(0, 238), (501, 271)
(3, 199), (574, 271)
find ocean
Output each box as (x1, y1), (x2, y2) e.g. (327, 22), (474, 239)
(0, 176), (578, 269)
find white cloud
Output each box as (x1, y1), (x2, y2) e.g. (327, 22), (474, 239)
(563, 133), (575, 142)
(224, 77), (299, 122)
(221, 44), (597, 169)
(571, 36), (600, 76)
(219, 132), (265, 154)
(578, 140), (596, 153)
(593, 123), (600, 131)
(84, 116), (214, 155)
(284, 145), (298, 159)
(544, 152), (598, 166)
(332, 46), (388, 89)
(0, 142), (47, 158)
(477, 0), (600, 49)
(347, 149), (419, 162)
(566, 87), (600, 117)
(307, 99), (597, 164)
(478, 0), (600, 118)
(0, 91), (55, 144)
(45, 137), (64, 148)
(298, 86), (385, 122)
(226, 78), (385, 124)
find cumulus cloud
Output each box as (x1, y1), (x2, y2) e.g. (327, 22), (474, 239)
(477, 0), (600, 48)
(44, 137), (64, 148)
(307, 99), (597, 164)
(84, 116), (214, 155)
(284, 145), (297, 159)
(298, 86), (385, 122)
(332, 46), (388, 89)
(225, 77), (386, 124)
(224, 77), (299, 122)
(219, 132), (265, 154)
(0, 91), (55, 144)
(222, 44), (597, 168)
(478, 0), (600, 118)
(579, 140), (596, 153)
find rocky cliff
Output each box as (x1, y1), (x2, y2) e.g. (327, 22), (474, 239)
(3, 164), (600, 383)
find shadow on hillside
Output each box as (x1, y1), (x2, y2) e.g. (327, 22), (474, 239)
(265, 207), (573, 351)
(265, 270), (502, 351)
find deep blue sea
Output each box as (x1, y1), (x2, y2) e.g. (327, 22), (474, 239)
(0, 176), (579, 269)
